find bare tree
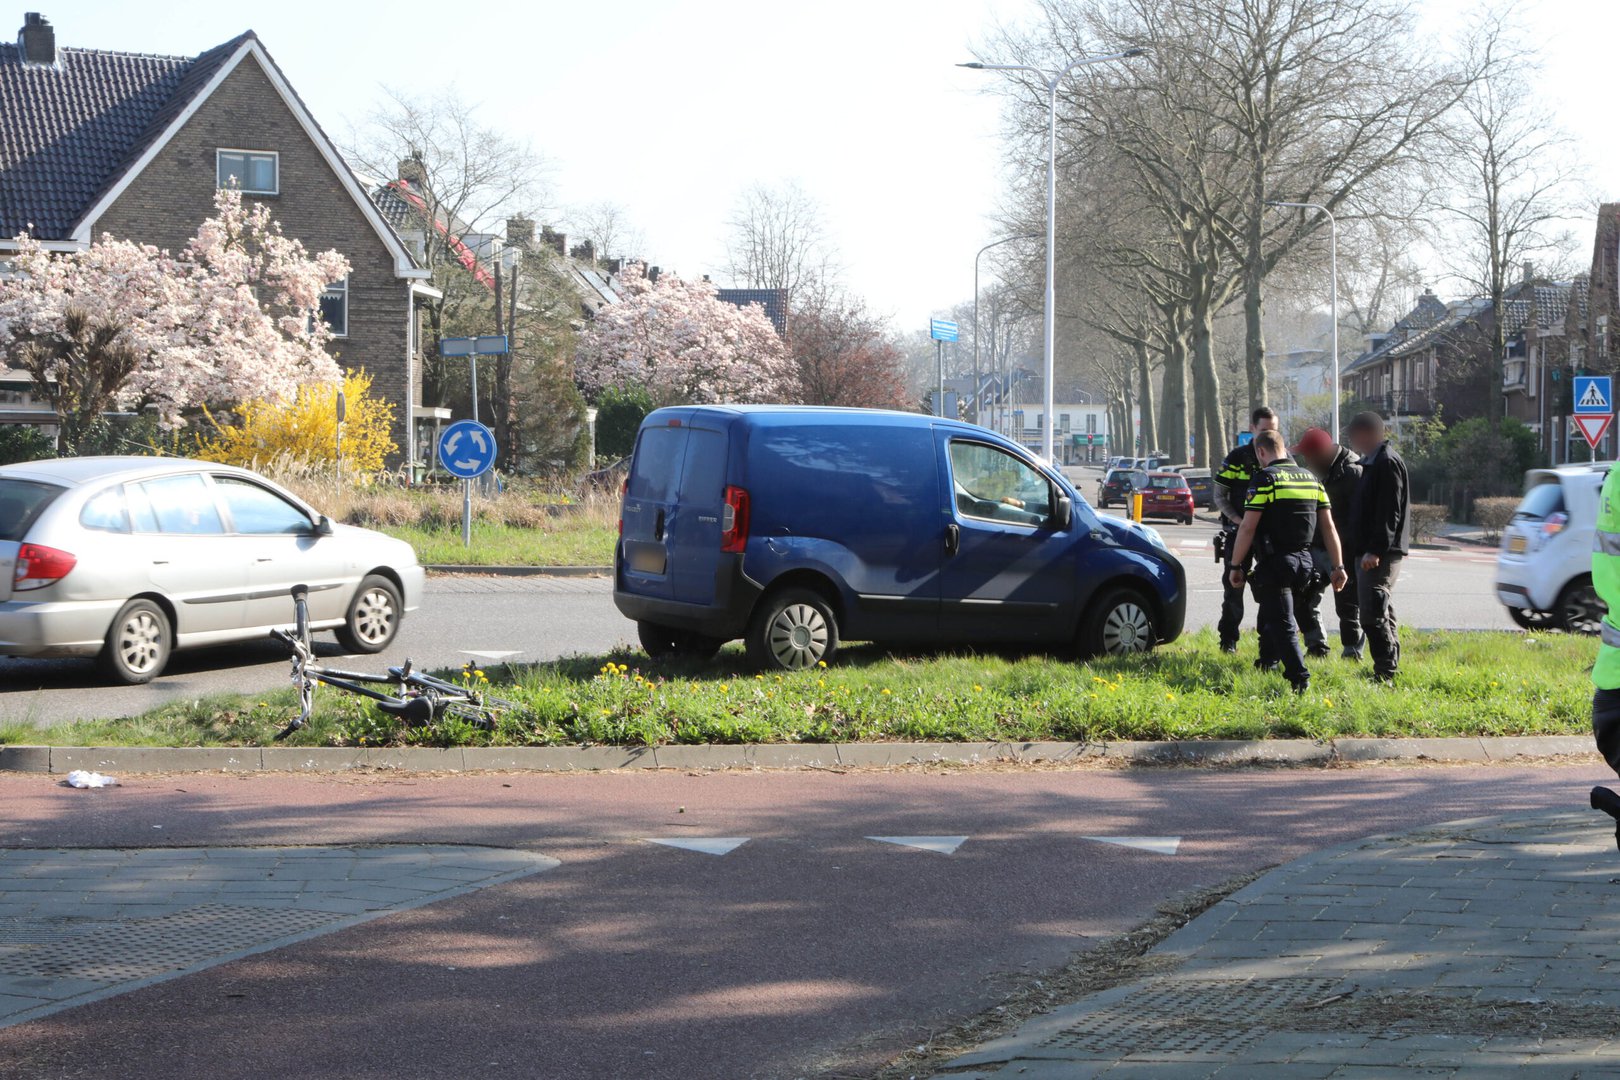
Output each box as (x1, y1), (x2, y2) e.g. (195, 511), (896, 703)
(724, 181), (837, 298)
(1441, 20), (1585, 424)
(567, 201), (645, 263)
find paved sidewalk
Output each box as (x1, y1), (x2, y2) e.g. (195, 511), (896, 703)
(940, 810), (1620, 1078)
(0, 845), (558, 1030)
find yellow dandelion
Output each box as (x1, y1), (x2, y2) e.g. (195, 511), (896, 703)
(973, 684), (984, 693)
(720, 684), (730, 693)
(881, 688), (892, 695)
(817, 660), (828, 669)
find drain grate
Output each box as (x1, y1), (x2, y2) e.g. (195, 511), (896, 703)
(1040, 978), (1342, 1057)
(0, 905), (343, 983)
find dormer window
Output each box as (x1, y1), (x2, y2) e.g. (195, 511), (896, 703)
(217, 149), (279, 195)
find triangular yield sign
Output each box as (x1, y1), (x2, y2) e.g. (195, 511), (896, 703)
(1574, 413), (1613, 450)
(644, 837), (750, 856)
(1083, 835), (1182, 855)
(867, 835), (968, 854)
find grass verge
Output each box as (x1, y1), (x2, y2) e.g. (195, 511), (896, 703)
(379, 518), (616, 567)
(1, 629), (1592, 750)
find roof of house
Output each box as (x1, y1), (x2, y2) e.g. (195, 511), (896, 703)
(1341, 291), (1468, 375)
(716, 288), (789, 336)
(0, 35), (245, 239)
(1501, 283), (1572, 337)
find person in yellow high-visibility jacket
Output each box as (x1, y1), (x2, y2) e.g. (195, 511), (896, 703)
(1589, 465), (1620, 836)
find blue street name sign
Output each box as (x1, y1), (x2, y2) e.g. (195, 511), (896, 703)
(930, 319), (959, 342)
(437, 419), (497, 479)
(1575, 375), (1612, 415)
(473, 335), (509, 355)
(440, 337), (474, 357)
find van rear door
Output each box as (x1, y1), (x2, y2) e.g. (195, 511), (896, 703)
(620, 421), (691, 602)
(668, 423), (728, 605)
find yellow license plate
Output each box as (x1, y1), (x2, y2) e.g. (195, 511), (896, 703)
(1508, 535), (1528, 555)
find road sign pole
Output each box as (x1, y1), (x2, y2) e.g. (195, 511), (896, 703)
(936, 340), (944, 417)
(469, 356), (479, 426)
(463, 479), (472, 548)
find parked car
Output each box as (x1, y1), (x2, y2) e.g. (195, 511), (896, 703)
(1097, 467), (1147, 509)
(613, 406), (1186, 670)
(1140, 471), (1195, 525)
(1182, 468), (1215, 509)
(0, 457), (425, 683)
(1495, 463), (1609, 633)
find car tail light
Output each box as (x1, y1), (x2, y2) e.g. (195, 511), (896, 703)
(14, 543), (76, 591)
(1541, 511), (1568, 538)
(720, 486), (751, 553)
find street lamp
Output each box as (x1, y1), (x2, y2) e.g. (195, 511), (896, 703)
(1267, 200), (1339, 440)
(973, 234), (1038, 429)
(960, 47), (1147, 464)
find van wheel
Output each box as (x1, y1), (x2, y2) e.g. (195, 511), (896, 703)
(99, 599), (171, 684)
(337, 576), (402, 654)
(1557, 576), (1605, 635)
(1079, 587), (1157, 657)
(638, 622), (723, 661)
(746, 588), (839, 671)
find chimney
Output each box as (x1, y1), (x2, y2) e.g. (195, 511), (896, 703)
(397, 150), (426, 191)
(570, 239), (597, 265)
(539, 226), (566, 257)
(605, 258), (623, 275)
(649, 265), (661, 283)
(1522, 260), (1535, 285)
(18, 12), (55, 65)
(505, 215), (534, 250)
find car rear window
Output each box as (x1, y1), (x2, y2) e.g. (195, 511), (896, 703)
(1148, 476), (1187, 489)
(1514, 481), (1565, 521)
(0, 478), (64, 541)
(628, 426), (688, 502)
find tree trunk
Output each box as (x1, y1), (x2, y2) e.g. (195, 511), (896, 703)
(1190, 282), (1226, 468)
(1159, 330), (1189, 464)
(1134, 339), (1158, 454)
(1243, 229), (1268, 412)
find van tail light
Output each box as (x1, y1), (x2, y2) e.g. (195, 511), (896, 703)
(720, 486), (751, 553)
(15, 543), (77, 591)
(618, 478), (629, 536)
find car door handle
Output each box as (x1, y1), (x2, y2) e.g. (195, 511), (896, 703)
(151, 560), (169, 565)
(945, 523), (960, 557)
(256, 557), (274, 563)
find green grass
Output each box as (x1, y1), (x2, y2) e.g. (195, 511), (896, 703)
(380, 519), (616, 566)
(3, 630), (1594, 751)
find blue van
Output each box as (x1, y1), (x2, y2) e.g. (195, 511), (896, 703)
(613, 406), (1185, 671)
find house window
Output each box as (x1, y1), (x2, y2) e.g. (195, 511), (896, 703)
(319, 278), (348, 337)
(217, 149), (279, 195)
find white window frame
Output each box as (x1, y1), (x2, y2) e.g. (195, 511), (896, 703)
(319, 277), (349, 338)
(216, 148), (280, 195)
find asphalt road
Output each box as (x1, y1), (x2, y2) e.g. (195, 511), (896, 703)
(2, 505), (1512, 726)
(0, 763), (1605, 1079)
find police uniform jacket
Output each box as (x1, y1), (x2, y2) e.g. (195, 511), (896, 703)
(1244, 458), (1330, 558)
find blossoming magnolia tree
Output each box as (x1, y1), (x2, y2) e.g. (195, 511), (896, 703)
(574, 263), (798, 406)
(0, 187), (349, 454)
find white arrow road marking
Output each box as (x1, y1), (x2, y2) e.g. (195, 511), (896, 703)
(443, 431), (462, 456)
(1083, 835), (1181, 855)
(461, 650), (522, 661)
(645, 838), (750, 856)
(867, 836), (968, 855)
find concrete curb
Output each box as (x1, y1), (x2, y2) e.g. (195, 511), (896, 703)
(425, 565), (611, 577)
(0, 735), (1596, 775)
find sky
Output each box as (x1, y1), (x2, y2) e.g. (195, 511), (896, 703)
(32, 0), (1620, 334)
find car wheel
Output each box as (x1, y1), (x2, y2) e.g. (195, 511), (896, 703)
(637, 621), (724, 661)
(1557, 577), (1605, 636)
(99, 599), (171, 685)
(1079, 587), (1157, 657)
(746, 587), (840, 671)
(1506, 607), (1559, 631)
(336, 575), (402, 654)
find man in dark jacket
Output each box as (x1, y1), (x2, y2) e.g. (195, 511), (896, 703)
(1293, 427), (1363, 658)
(1346, 412), (1411, 681)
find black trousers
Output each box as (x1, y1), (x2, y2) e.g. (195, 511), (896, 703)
(1218, 527), (1246, 647)
(1358, 555), (1403, 675)
(1595, 688), (1620, 776)
(1251, 551), (1318, 686)
(1299, 552), (1362, 655)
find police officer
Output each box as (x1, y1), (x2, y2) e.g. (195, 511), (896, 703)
(1213, 406), (1280, 654)
(1292, 427), (1363, 659)
(1226, 429), (1349, 694)
(1588, 464), (1620, 844)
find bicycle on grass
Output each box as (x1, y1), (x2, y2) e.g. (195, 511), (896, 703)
(270, 584), (515, 741)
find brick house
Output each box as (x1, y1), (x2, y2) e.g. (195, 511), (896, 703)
(0, 13), (438, 462)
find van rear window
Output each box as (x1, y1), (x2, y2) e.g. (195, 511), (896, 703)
(0, 478), (63, 542)
(628, 427), (689, 502)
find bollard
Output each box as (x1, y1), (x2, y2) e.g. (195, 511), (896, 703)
(1131, 492), (1144, 522)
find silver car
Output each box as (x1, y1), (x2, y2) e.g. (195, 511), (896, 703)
(0, 457), (425, 684)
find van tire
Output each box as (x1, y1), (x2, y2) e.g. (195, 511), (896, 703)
(99, 599), (172, 684)
(638, 621), (724, 661)
(1078, 587), (1157, 658)
(746, 588), (840, 671)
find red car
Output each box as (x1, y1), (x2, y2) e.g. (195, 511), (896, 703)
(1140, 471), (1195, 525)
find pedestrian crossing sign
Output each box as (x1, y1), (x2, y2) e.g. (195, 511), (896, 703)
(1575, 375), (1611, 415)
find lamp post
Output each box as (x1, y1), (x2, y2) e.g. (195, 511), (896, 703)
(960, 47), (1146, 464)
(973, 234), (1038, 428)
(1267, 200), (1339, 440)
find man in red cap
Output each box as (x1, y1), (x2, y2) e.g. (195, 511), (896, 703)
(1293, 426), (1364, 658)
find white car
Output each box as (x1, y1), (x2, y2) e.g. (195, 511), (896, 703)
(1495, 463), (1608, 633)
(0, 457), (426, 683)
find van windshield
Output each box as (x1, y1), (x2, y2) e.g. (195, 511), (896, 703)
(0, 478), (64, 542)
(1514, 480), (1565, 521)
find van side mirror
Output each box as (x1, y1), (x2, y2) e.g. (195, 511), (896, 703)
(312, 514), (334, 537)
(1053, 495), (1073, 530)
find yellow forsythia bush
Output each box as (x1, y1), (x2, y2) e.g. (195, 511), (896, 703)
(195, 369), (397, 473)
